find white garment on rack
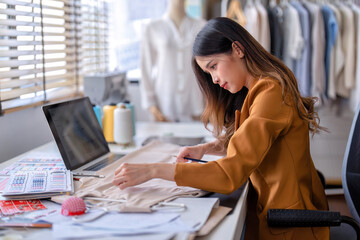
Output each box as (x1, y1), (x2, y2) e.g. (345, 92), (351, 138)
(282, 3), (304, 72)
(255, 0), (271, 52)
(350, 4), (360, 111)
(140, 14), (206, 122)
(221, 0), (230, 17)
(291, 1), (311, 97)
(336, 3), (356, 98)
(302, 1), (326, 105)
(244, 2), (260, 41)
(327, 4), (344, 100)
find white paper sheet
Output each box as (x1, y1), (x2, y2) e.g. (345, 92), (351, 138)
(50, 197), (219, 239)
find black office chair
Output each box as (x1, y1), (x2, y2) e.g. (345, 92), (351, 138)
(267, 105), (360, 240)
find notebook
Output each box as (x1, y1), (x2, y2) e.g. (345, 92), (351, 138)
(42, 97), (125, 174)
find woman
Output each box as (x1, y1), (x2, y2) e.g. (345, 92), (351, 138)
(113, 17), (329, 240)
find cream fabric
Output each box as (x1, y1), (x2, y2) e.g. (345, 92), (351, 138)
(350, 4), (360, 111)
(327, 4), (344, 100)
(244, 2), (260, 41)
(255, 1), (271, 52)
(303, 1), (326, 106)
(282, 3), (304, 72)
(196, 206), (232, 236)
(337, 3), (356, 98)
(52, 141), (207, 212)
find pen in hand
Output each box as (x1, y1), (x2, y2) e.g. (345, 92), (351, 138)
(171, 155), (208, 163)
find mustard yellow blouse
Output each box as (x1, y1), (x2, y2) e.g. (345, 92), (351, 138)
(175, 78), (329, 240)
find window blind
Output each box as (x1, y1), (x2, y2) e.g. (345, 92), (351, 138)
(0, 0), (108, 113)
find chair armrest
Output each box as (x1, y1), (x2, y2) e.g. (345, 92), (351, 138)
(267, 209), (341, 227)
(267, 209), (360, 240)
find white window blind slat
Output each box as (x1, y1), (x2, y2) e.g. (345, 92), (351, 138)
(2, 77), (76, 101)
(0, 48), (77, 57)
(1, 69), (44, 79)
(0, 19), (74, 29)
(1, 64), (77, 80)
(1, 67), (77, 89)
(0, 29), (77, 38)
(1, 56), (77, 68)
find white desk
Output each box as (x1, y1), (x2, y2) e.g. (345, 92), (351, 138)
(0, 122), (248, 240)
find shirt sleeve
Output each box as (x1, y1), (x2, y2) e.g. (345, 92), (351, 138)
(139, 24), (157, 110)
(174, 80), (294, 194)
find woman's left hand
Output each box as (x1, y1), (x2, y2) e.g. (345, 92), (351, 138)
(112, 163), (176, 190)
(113, 163), (154, 190)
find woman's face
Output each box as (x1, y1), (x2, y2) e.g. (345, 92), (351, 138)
(195, 44), (252, 93)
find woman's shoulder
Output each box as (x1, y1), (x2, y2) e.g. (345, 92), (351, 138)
(246, 77), (295, 107)
(248, 77), (282, 95)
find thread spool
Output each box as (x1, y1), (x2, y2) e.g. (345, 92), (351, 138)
(92, 104), (102, 128)
(124, 101), (136, 136)
(114, 104), (133, 145)
(103, 104), (117, 142)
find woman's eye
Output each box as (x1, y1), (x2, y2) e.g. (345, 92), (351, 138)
(210, 64), (217, 70)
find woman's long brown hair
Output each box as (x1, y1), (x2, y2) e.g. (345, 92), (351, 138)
(192, 17), (324, 147)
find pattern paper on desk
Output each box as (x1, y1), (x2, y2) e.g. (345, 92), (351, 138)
(0, 200), (46, 216)
(0, 152), (65, 175)
(0, 177), (9, 192)
(2, 170), (73, 200)
(18, 199), (61, 220)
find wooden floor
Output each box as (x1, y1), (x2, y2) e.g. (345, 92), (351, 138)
(327, 194), (352, 217)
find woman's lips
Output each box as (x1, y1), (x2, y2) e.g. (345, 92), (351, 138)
(221, 82), (227, 89)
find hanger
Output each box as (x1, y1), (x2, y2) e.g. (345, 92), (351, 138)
(226, 0), (247, 26)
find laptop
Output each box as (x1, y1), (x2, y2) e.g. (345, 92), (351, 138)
(42, 97), (125, 174)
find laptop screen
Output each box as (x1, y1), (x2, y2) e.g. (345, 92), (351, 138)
(42, 97), (109, 170)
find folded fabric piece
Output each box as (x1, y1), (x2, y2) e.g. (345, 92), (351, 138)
(196, 206), (232, 236)
(52, 141), (208, 212)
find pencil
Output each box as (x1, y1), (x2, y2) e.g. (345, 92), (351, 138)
(0, 223), (52, 228)
(172, 155), (208, 163)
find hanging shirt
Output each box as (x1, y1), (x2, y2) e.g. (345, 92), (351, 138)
(140, 14), (206, 122)
(350, 4), (360, 111)
(244, 2), (260, 41)
(302, 1), (326, 106)
(255, 0), (271, 52)
(282, 4), (304, 73)
(327, 4), (344, 100)
(321, 5), (338, 100)
(267, 5), (284, 59)
(336, 3), (356, 99)
(291, 1), (311, 97)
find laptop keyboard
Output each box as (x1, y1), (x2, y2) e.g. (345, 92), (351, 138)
(84, 154), (125, 171)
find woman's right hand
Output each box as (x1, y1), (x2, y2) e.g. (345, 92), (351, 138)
(176, 144), (206, 163)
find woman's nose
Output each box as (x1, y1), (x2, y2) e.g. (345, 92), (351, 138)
(212, 76), (219, 84)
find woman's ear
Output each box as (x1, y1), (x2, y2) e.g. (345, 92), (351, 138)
(232, 41), (244, 58)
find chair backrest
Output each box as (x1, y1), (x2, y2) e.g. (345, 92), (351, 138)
(342, 104), (360, 223)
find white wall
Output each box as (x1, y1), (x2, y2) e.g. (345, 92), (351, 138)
(0, 106), (53, 163)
